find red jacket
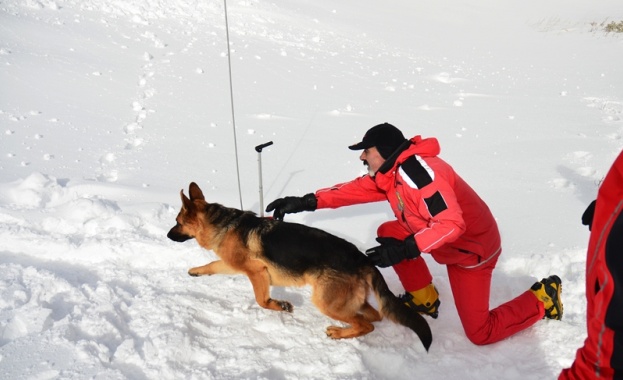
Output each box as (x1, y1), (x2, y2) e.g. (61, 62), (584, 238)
(561, 150), (623, 379)
(315, 135), (501, 267)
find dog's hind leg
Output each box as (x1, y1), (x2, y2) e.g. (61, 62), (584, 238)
(245, 260), (293, 313)
(324, 313), (375, 339)
(360, 301), (382, 323)
(313, 279), (375, 339)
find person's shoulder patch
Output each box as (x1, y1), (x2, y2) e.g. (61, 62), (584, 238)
(399, 155), (435, 189)
(424, 191), (448, 217)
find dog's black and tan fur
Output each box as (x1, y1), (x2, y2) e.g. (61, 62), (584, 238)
(168, 182), (432, 350)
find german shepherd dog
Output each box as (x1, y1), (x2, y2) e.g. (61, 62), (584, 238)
(167, 183), (432, 351)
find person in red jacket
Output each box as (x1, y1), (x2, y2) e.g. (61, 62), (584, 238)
(559, 151), (623, 379)
(266, 123), (563, 345)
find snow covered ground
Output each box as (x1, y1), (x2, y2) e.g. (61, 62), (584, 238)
(0, 0), (622, 379)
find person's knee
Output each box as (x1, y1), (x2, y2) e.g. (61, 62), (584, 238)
(465, 329), (491, 346)
(376, 220), (406, 239)
(376, 221), (393, 237)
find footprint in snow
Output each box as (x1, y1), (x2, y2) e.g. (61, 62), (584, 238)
(432, 72), (466, 84)
(125, 138), (143, 150)
(576, 167), (596, 177)
(549, 178), (574, 191)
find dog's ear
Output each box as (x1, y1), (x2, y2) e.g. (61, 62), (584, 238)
(189, 182), (205, 202)
(180, 189), (193, 210)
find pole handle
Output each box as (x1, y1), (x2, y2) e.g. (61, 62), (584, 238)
(255, 141), (273, 153)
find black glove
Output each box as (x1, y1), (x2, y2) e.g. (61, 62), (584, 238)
(365, 235), (421, 268)
(265, 193), (317, 220)
(582, 200), (596, 231)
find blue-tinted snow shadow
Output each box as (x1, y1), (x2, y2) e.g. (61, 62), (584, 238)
(556, 164), (601, 205)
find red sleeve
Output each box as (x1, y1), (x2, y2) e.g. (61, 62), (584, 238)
(398, 158), (466, 252)
(315, 175), (386, 209)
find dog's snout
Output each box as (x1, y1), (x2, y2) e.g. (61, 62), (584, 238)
(167, 225), (193, 242)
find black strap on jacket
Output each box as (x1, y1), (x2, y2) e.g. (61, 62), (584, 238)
(377, 140), (413, 175)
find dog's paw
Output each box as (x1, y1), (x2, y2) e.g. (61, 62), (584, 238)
(326, 326), (343, 339)
(280, 301), (294, 312)
(275, 300), (293, 312)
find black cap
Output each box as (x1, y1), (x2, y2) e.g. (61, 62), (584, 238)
(348, 123), (407, 159)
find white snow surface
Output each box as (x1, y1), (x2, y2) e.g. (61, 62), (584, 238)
(1, 0), (622, 379)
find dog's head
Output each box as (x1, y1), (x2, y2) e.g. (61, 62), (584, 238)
(167, 182), (206, 243)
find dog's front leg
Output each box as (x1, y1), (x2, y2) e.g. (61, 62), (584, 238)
(245, 261), (293, 313)
(188, 260), (238, 277)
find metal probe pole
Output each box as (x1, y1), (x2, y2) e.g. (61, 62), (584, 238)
(255, 141), (273, 217)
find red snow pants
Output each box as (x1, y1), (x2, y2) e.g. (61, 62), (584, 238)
(377, 221), (433, 291)
(378, 220), (545, 345)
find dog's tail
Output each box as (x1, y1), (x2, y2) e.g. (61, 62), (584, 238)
(368, 267), (433, 351)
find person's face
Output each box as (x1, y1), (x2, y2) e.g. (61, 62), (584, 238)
(360, 147), (386, 177)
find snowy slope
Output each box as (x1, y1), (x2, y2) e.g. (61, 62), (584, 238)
(1, 0), (622, 379)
